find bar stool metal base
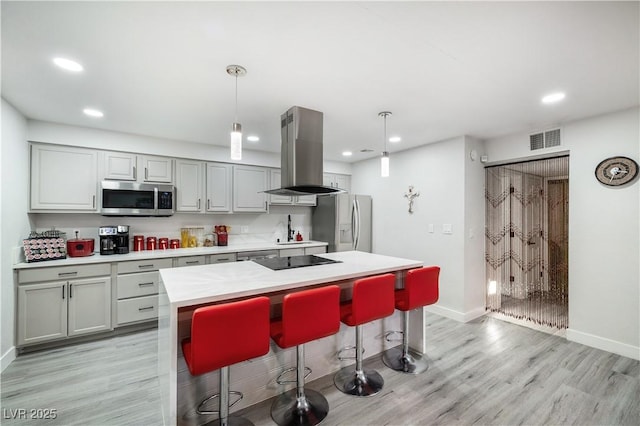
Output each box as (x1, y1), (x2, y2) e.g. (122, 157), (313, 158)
(270, 389), (329, 426)
(382, 346), (429, 374)
(333, 366), (384, 397)
(204, 416), (255, 426)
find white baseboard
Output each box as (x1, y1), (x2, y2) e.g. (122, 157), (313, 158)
(566, 328), (640, 361)
(1, 346), (16, 372)
(426, 304), (486, 323)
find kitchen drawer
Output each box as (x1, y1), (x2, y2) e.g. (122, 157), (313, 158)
(209, 253), (237, 264)
(117, 271), (159, 299)
(117, 295), (158, 325)
(18, 263), (111, 284)
(118, 258), (172, 274)
(305, 246), (327, 255)
(279, 248), (305, 257)
(175, 256), (206, 268)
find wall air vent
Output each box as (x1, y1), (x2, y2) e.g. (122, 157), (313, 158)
(529, 128), (561, 150)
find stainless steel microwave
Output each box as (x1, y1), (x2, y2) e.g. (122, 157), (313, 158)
(101, 181), (175, 216)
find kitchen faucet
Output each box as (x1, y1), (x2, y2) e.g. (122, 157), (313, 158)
(287, 214), (294, 242)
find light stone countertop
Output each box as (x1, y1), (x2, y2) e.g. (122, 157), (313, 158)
(159, 250), (423, 308)
(13, 240), (328, 270)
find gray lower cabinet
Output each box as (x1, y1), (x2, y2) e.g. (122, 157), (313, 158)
(175, 256), (206, 267)
(17, 264), (112, 346)
(115, 258), (172, 325)
(279, 246), (327, 257)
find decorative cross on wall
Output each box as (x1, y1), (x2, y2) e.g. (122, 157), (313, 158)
(404, 185), (420, 214)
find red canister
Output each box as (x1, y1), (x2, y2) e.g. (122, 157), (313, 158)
(133, 235), (145, 251)
(159, 237), (169, 250)
(169, 239), (180, 249)
(146, 236), (157, 250)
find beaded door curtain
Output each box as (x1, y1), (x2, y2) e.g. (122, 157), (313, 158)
(485, 156), (569, 328)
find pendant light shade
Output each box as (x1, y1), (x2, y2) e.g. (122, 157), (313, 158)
(379, 111), (392, 177)
(227, 65), (246, 161)
(381, 151), (390, 177)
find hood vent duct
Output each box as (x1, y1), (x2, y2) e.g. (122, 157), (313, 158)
(265, 106), (342, 196)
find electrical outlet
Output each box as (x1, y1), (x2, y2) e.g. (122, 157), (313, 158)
(240, 226), (249, 234)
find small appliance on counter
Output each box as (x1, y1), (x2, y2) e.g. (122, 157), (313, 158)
(99, 225), (130, 255)
(215, 225), (229, 246)
(67, 231), (95, 257)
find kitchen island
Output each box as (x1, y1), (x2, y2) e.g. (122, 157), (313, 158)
(158, 251), (423, 425)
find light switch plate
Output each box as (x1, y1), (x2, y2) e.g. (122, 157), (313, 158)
(240, 226), (249, 234)
(428, 224), (434, 233)
(443, 224), (452, 234)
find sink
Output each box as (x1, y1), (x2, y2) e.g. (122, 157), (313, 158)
(276, 241), (312, 245)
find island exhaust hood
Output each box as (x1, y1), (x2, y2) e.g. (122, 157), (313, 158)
(265, 106), (342, 196)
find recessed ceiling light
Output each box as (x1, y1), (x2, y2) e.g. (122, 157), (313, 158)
(342, 151), (353, 157)
(247, 135), (260, 142)
(542, 92), (566, 104)
(83, 108), (104, 118)
(389, 136), (402, 143)
(53, 57), (83, 72)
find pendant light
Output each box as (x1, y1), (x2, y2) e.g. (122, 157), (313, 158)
(379, 111), (392, 177)
(226, 65), (247, 161)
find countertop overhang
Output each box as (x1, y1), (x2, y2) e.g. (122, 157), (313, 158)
(159, 251), (422, 308)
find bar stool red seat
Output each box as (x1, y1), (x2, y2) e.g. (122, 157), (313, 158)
(181, 296), (271, 426)
(334, 273), (395, 397)
(382, 266), (440, 374)
(270, 285), (340, 426)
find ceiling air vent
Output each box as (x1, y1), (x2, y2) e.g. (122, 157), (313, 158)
(530, 128), (561, 150)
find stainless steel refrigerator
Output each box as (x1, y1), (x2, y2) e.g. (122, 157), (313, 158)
(312, 194), (372, 252)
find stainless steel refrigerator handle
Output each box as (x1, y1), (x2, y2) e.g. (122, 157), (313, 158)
(351, 199), (357, 249)
(353, 198), (360, 250)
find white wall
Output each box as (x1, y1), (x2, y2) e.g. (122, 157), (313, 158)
(351, 136), (486, 321)
(485, 107), (640, 359)
(1, 99), (31, 371)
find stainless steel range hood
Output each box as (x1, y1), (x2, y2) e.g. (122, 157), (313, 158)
(265, 106), (342, 196)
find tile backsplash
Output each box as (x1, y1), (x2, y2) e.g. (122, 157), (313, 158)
(29, 205), (313, 251)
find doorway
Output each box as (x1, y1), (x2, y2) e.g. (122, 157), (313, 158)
(485, 156), (569, 329)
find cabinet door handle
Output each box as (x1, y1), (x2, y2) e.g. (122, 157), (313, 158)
(197, 199), (201, 210)
(58, 271), (78, 277)
(145, 167), (148, 180)
(207, 199), (211, 209)
(138, 306), (154, 312)
(138, 264), (154, 269)
(69, 283), (73, 298)
(92, 195), (96, 209)
(62, 285), (65, 299)
(138, 282), (155, 287)
(185, 260), (199, 265)
(133, 166), (137, 180)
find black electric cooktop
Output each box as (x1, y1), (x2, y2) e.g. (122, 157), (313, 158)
(253, 255), (341, 271)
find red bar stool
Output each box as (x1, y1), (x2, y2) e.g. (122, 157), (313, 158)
(270, 285), (340, 426)
(334, 273), (396, 397)
(181, 296), (271, 426)
(382, 266), (440, 374)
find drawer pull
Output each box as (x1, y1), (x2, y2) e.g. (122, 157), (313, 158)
(138, 306), (154, 312)
(58, 271), (78, 277)
(138, 282), (155, 287)
(216, 258), (230, 262)
(185, 261), (200, 265)
(138, 264), (154, 269)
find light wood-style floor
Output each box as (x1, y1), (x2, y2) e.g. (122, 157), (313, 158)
(2, 313), (638, 426)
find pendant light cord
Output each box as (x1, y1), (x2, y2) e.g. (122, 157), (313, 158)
(383, 114), (388, 152)
(234, 72), (238, 123)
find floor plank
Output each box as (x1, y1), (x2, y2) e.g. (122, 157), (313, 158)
(1, 314), (638, 426)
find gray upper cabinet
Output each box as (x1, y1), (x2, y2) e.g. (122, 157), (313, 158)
(175, 159), (203, 212)
(323, 173), (351, 192)
(206, 163), (232, 212)
(30, 144), (98, 212)
(233, 165), (268, 212)
(269, 168), (316, 206)
(103, 151), (173, 183)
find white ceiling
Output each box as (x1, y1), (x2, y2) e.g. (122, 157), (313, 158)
(2, 1), (638, 163)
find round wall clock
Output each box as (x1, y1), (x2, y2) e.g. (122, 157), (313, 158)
(594, 156), (639, 186)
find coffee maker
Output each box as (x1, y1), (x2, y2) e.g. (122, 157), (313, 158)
(99, 225), (130, 255)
